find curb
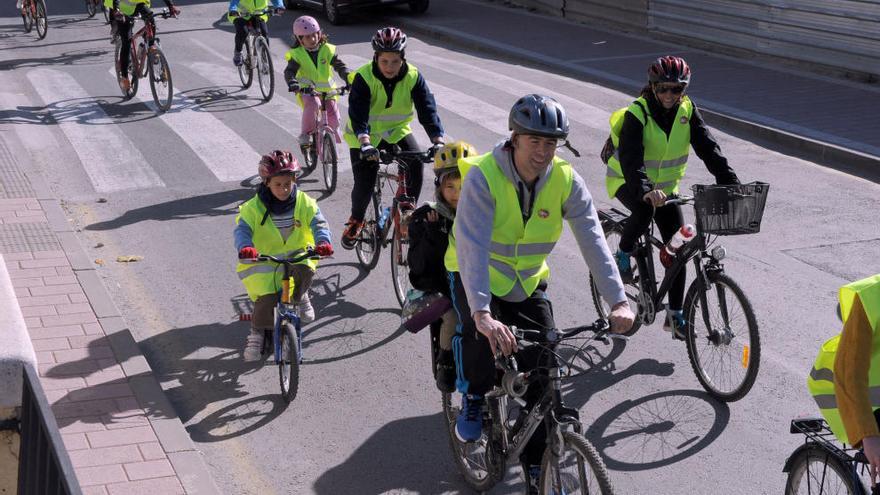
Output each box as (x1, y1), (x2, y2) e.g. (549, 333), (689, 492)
(384, 11), (880, 182)
(3, 136), (220, 495)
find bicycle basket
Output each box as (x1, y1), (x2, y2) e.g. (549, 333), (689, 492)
(692, 182), (769, 235)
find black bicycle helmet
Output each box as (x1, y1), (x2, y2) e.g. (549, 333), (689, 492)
(508, 94), (569, 140)
(648, 56), (691, 85)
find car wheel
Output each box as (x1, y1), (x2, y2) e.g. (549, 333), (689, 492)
(323, 0), (343, 24)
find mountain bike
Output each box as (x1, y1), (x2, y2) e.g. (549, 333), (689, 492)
(233, 8), (277, 102)
(86, 0), (109, 22)
(292, 83), (347, 194)
(354, 146), (433, 307)
(784, 417), (879, 495)
(444, 319), (620, 494)
(21, 0), (47, 40)
(114, 8), (177, 112)
(589, 182), (769, 402)
(240, 248), (322, 403)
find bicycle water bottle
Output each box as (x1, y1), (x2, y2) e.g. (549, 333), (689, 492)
(659, 224), (696, 268)
(378, 206), (391, 232)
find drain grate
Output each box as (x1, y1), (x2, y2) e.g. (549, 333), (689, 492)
(0, 140), (35, 199)
(0, 223), (60, 254)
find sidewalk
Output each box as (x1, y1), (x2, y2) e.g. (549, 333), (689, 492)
(0, 134), (218, 494)
(385, 0), (880, 177)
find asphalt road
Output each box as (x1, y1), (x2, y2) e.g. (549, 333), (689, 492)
(1, 2), (879, 494)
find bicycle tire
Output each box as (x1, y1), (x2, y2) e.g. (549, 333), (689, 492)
(442, 392), (505, 492)
(278, 321), (300, 403)
(86, 0), (96, 18)
(321, 131), (337, 193)
(540, 430), (616, 495)
(390, 228), (409, 308)
(35, 0), (47, 40)
(255, 36), (274, 101)
(114, 41), (138, 99)
(102, 4), (109, 22)
(589, 226), (643, 335)
(148, 47), (173, 113)
(238, 38), (253, 89)
(22, 4), (33, 33)
(355, 193), (381, 270)
(784, 444), (861, 495)
(684, 271), (760, 402)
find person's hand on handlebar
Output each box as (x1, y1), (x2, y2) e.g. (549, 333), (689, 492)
(168, 5), (180, 17)
(359, 143), (379, 162)
(474, 310), (516, 357)
(238, 246), (258, 259)
(643, 189), (667, 208)
(314, 242), (333, 257)
(862, 435), (880, 487)
(609, 301), (635, 335)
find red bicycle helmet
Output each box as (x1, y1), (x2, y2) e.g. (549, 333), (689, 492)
(371, 27), (407, 53)
(258, 150), (300, 180)
(648, 56), (691, 85)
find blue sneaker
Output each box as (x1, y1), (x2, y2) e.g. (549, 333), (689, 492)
(455, 394), (484, 443)
(664, 310), (687, 340)
(615, 249), (633, 282)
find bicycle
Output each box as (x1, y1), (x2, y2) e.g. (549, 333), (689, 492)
(353, 146), (433, 307)
(443, 319), (620, 494)
(784, 417), (880, 495)
(114, 8), (176, 112)
(20, 0), (47, 40)
(589, 182), (769, 402)
(86, 0), (109, 22)
(232, 8), (277, 102)
(240, 247), (322, 403)
(291, 83), (348, 194)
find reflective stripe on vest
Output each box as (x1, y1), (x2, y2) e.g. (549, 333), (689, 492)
(285, 44), (338, 107)
(234, 191), (318, 301)
(342, 62), (419, 148)
(605, 96), (693, 198)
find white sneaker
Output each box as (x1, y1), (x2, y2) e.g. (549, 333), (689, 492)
(297, 295), (315, 324)
(243, 329), (264, 362)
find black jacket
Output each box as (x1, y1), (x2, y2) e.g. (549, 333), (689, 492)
(407, 204), (453, 297)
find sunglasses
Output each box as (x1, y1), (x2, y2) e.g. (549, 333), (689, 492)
(655, 84), (686, 95)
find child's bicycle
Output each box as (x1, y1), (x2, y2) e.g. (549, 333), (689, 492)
(444, 319), (622, 494)
(114, 8), (177, 112)
(784, 417), (880, 495)
(239, 247), (322, 403)
(21, 0), (48, 40)
(353, 146), (433, 307)
(590, 182), (769, 402)
(290, 82), (348, 194)
(231, 8), (278, 102)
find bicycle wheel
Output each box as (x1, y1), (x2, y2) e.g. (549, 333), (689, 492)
(238, 39), (253, 89)
(589, 226), (643, 335)
(22, 2), (33, 33)
(540, 430), (615, 495)
(321, 131), (337, 193)
(442, 392), (505, 492)
(115, 42), (138, 99)
(35, 0), (47, 40)
(390, 228), (410, 307)
(86, 0), (96, 18)
(784, 444), (860, 495)
(684, 271), (760, 402)
(147, 47), (173, 112)
(254, 36), (274, 101)
(278, 322), (300, 403)
(355, 194), (381, 270)
(102, 4), (109, 22)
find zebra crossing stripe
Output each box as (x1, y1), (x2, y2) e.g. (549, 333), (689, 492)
(26, 68), (165, 193)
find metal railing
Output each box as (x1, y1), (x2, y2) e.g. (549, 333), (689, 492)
(17, 364), (82, 495)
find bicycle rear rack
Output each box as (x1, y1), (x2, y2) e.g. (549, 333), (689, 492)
(790, 418), (868, 464)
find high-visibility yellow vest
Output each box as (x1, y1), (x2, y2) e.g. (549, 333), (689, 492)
(235, 191), (318, 301)
(807, 274), (880, 444)
(342, 62), (418, 148)
(117, 0), (148, 16)
(605, 96), (693, 198)
(444, 152), (573, 298)
(284, 43), (340, 107)
(227, 0), (271, 22)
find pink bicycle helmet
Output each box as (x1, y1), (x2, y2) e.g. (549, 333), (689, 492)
(293, 15), (321, 37)
(258, 150), (301, 180)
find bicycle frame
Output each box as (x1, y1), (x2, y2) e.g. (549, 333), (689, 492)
(271, 262), (302, 364)
(375, 159), (411, 247)
(306, 90), (342, 163)
(121, 16), (156, 79)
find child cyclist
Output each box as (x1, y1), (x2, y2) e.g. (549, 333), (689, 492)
(405, 141), (476, 392)
(283, 16), (351, 159)
(228, 0), (284, 67)
(234, 150), (334, 362)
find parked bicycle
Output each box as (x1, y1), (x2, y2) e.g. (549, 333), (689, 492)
(590, 182), (768, 402)
(232, 8), (277, 102)
(114, 8), (177, 112)
(86, 0), (109, 22)
(353, 146), (433, 307)
(784, 417), (879, 495)
(239, 247), (322, 403)
(21, 0), (47, 40)
(443, 319), (620, 494)
(291, 83), (347, 194)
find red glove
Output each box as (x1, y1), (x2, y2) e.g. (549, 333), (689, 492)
(315, 242), (333, 257)
(239, 246), (258, 259)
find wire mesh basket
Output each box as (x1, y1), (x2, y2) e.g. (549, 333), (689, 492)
(692, 182), (769, 235)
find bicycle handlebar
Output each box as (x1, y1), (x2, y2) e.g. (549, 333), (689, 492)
(378, 146), (435, 165)
(239, 247), (323, 265)
(291, 83), (349, 98)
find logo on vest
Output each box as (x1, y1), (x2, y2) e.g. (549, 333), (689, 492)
(679, 116), (689, 125)
(537, 209), (550, 219)
(293, 219), (302, 228)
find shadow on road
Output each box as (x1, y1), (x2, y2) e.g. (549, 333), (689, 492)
(0, 47), (106, 70)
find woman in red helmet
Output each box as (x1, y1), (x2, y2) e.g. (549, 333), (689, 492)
(606, 55), (740, 339)
(340, 26), (446, 249)
(234, 150), (334, 361)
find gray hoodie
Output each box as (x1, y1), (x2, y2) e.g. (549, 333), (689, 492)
(454, 139), (626, 315)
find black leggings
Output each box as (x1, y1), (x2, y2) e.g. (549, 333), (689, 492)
(117, 4), (153, 77)
(615, 187), (686, 311)
(234, 17), (268, 53)
(348, 133), (424, 221)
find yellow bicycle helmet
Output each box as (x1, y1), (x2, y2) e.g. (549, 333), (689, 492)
(434, 141), (477, 176)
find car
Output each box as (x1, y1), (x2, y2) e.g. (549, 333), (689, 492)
(285, 0), (429, 25)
